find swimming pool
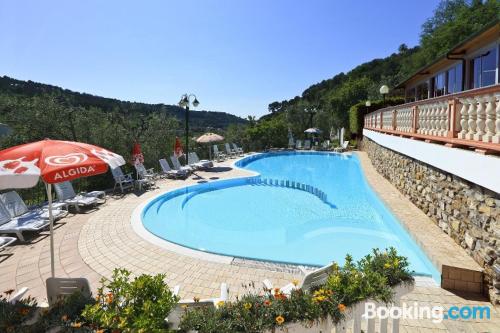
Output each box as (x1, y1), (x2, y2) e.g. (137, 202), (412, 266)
(142, 152), (440, 281)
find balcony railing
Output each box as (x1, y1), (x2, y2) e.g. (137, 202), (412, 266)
(363, 84), (500, 154)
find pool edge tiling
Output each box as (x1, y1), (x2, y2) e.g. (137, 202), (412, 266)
(140, 151), (443, 282)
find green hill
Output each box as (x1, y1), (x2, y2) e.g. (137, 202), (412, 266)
(0, 76), (246, 131)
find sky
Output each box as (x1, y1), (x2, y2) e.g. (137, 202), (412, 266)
(0, 0), (440, 118)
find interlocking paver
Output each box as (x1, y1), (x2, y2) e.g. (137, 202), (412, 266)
(0, 154), (498, 331)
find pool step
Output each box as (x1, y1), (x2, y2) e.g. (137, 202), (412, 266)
(249, 177), (333, 207)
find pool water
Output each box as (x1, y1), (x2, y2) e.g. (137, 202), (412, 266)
(142, 152), (440, 281)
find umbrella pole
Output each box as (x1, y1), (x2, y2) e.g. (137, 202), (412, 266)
(45, 182), (55, 277)
(208, 145), (212, 160)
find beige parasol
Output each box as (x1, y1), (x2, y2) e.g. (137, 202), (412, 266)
(196, 133), (224, 160)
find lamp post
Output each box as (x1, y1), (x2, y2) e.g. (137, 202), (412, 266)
(304, 106), (318, 128)
(379, 85), (389, 103)
(178, 94), (200, 161)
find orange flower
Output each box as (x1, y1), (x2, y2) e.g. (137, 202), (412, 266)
(263, 299), (271, 306)
(3, 289), (14, 295)
(338, 303), (346, 312)
(106, 292), (113, 304)
(61, 314), (69, 321)
(274, 288), (280, 294)
(275, 315), (285, 325)
(71, 322), (82, 328)
(96, 330), (105, 333)
(18, 308), (30, 316)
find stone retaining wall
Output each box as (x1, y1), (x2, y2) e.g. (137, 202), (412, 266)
(361, 137), (500, 304)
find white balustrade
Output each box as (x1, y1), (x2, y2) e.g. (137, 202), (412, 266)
(383, 111), (392, 129)
(493, 93), (500, 144)
(483, 94), (496, 143)
(458, 98), (469, 139)
(395, 108), (412, 132)
(364, 89), (500, 148)
(474, 97), (486, 141)
(466, 97), (477, 140)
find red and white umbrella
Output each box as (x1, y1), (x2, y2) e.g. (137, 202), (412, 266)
(174, 137), (184, 158)
(0, 139), (125, 276)
(131, 142), (144, 166)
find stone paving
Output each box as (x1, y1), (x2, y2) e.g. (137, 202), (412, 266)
(0, 152), (498, 332)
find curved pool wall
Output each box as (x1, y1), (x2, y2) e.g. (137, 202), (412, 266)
(142, 151), (441, 282)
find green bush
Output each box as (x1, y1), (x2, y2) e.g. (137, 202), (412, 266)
(179, 248), (414, 333)
(0, 289), (38, 332)
(348, 98), (405, 137)
(81, 268), (179, 332)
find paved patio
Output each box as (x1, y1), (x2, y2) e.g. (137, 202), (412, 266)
(0, 152), (498, 332)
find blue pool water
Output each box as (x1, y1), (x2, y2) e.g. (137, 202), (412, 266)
(142, 152), (440, 281)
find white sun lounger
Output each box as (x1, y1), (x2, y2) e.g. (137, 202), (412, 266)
(55, 181), (105, 204)
(8, 287), (29, 304)
(170, 155), (193, 173)
(213, 145), (226, 162)
(54, 181), (100, 212)
(46, 277), (92, 307)
(0, 236), (16, 251)
(0, 201), (50, 242)
(334, 141), (349, 152)
(0, 191), (68, 221)
(188, 152), (213, 170)
(166, 283), (228, 330)
(303, 139), (311, 150)
(134, 163), (157, 190)
(111, 166), (135, 193)
(263, 263), (333, 295)
(159, 159), (188, 179)
(232, 143), (244, 156)
(295, 140), (303, 149)
(225, 143), (237, 158)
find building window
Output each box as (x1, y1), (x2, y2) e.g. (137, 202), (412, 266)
(416, 81), (429, 100)
(470, 46), (498, 89)
(406, 87), (416, 102)
(433, 72), (445, 97)
(446, 63), (463, 94)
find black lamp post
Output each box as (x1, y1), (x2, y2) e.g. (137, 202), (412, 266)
(178, 94), (200, 161)
(379, 85), (389, 103)
(304, 106), (318, 128)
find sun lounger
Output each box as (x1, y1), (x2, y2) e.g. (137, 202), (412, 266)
(134, 163), (157, 190)
(46, 277), (92, 307)
(232, 143), (244, 156)
(8, 287), (29, 303)
(0, 201), (50, 242)
(295, 140), (303, 149)
(55, 181), (105, 204)
(0, 191), (68, 221)
(263, 263), (333, 295)
(54, 182), (99, 212)
(0, 236), (16, 251)
(213, 145), (226, 161)
(170, 155), (193, 174)
(159, 159), (188, 179)
(166, 283), (228, 330)
(188, 152), (213, 170)
(303, 139), (311, 150)
(111, 166), (135, 193)
(224, 143), (237, 158)
(334, 141), (349, 152)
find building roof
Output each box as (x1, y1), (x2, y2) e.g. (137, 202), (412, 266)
(396, 20), (500, 89)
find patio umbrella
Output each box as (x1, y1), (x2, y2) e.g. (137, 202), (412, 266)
(174, 137), (184, 158)
(0, 139), (125, 277)
(195, 133), (224, 160)
(304, 128), (322, 134)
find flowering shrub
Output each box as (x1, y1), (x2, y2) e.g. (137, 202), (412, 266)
(81, 268), (179, 332)
(179, 248), (414, 333)
(0, 289), (37, 332)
